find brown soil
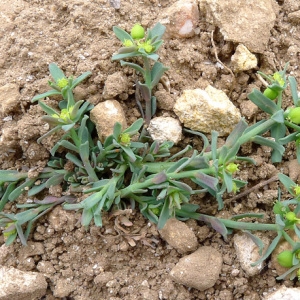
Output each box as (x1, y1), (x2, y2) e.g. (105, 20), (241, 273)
(1, 0), (300, 299)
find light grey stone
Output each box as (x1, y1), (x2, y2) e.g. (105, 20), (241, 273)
(200, 0), (277, 53)
(263, 286), (300, 300)
(148, 116), (182, 144)
(233, 232), (270, 276)
(174, 85), (241, 136)
(170, 246), (222, 291)
(0, 266), (47, 300)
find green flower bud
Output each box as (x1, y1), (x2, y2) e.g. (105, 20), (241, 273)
(57, 77), (69, 89)
(277, 250), (294, 268)
(130, 24), (145, 40)
(263, 88), (278, 100)
(288, 107), (300, 124)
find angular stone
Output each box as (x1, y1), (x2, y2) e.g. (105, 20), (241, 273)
(0, 266), (47, 300)
(159, 218), (198, 254)
(90, 100), (127, 141)
(159, 0), (199, 38)
(174, 85), (241, 136)
(170, 246), (222, 291)
(200, 0), (276, 53)
(233, 232), (270, 276)
(231, 44), (258, 72)
(0, 84), (20, 117)
(148, 117), (182, 144)
(263, 286), (300, 300)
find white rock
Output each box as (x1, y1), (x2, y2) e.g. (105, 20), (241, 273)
(174, 85), (241, 136)
(159, 0), (199, 38)
(231, 44), (258, 72)
(263, 286), (300, 300)
(148, 116), (182, 144)
(0, 266), (47, 299)
(90, 100), (127, 141)
(233, 232), (270, 276)
(200, 0), (277, 53)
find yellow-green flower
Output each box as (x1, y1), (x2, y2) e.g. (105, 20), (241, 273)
(123, 39), (134, 47)
(119, 133), (131, 146)
(138, 40), (153, 53)
(57, 77), (69, 89)
(273, 72), (285, 87)
(3, 222), (17, 238)
(293, 185), (300, 197)
(52, 107), (73, 122)
(225, 163), (239, 174)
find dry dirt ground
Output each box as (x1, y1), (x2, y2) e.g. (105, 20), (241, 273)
(1, 0), (300, 299)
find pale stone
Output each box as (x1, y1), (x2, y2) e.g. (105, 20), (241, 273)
(148, 116), (182, 144)
(233, 232), (270, 276)
(174, 85), (241, 136)
(0, 84), (20, 117)
(0, 266), (47, 300)
(90, 100), (127, 141)
(263, 286), (300, 300)
(159, 218), (198, 254)
(231, 44), (258, 72)
(159, 0), (199, 38)
(200, 0), (277, 53)
(170, 246), (222, 291)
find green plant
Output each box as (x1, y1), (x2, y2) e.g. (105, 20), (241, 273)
(1, 59), (300, 282)
(112, 23), (169, 124)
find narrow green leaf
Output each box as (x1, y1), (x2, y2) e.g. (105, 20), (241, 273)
(71, 71), (92, 89)
(31, 90), (61, 102)
(113, 26), (134, 43)
(248, 89), (279, 115)
(288, 76), (300, 106)
(120, 60), (145, 76)
(49, 63), (66, 81)
(151, 62), (169, 89)
(38, 100), (59, 116)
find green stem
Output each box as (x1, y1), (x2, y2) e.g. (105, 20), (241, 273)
(284, 120), (300, 132)
(143, 56), (152, 124)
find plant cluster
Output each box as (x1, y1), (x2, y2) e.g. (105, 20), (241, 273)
(1, 23), (300, 281)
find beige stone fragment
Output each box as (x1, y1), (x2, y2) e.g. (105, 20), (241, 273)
(174, 85), (241, 136)
(159, 218), (198, 254)
(0, 266), (47, 300)
(148, 116), (182, 144)
(159, 0), (199, 38)
(231, 44), (258, 72)
(102, 71), (129, 100)
(0, 84), (20, 117)
(90, 100), (127, 141)
(170, 246), (222, 291)
(263, 286), (300, 300)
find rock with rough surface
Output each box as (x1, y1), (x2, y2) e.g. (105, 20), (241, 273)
(233, 232), (270, 276)
(174, 85), (241, 136)
(200, 0), (277, 53)
(0, 266), (47, 300)
(159, 0), (199, 38)
(170, 246), (222, 291)
(231, 44), (258, 72)
(148, 116), (182, 144)
(90, 100), (127, 141)
(0, 84), (20, 117)
(263, 286), (300, 300)
(103, 71), (129, 100)
(159, 218), (198, 254)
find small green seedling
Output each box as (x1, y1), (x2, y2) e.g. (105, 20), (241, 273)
(112, 23), (169, 124)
